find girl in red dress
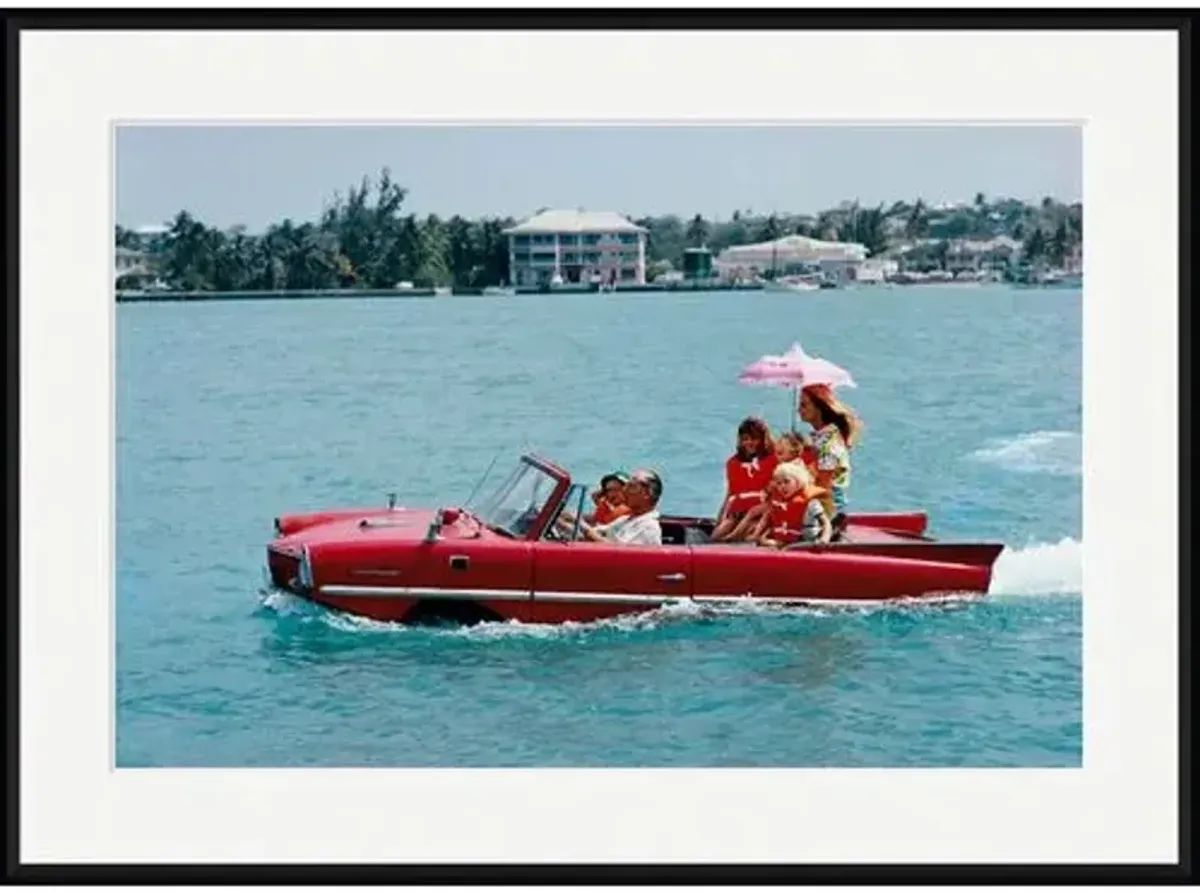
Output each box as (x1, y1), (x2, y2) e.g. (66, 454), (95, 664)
(711, 417), (778, 542)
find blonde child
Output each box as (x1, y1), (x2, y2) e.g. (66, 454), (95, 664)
(754, 461), (832, 547)
(774, 430), (813, 467)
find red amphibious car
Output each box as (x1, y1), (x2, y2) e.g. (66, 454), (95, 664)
(266, 454), (1004, 625)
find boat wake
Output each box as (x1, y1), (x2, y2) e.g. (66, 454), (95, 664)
(989, 537), (1082, 596)
(970, 430), (1081, 477)
(256, 586), (986, 640)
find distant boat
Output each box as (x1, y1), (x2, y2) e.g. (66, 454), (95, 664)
(763, 276), (820, 293)
(760, 241), (823, 293)
(1041, 271), (1082, 288)
(482, 285), (516, 296)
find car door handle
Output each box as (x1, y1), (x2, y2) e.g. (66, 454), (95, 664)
(657, 573), (687, 582)
(449, 555), (470, 571)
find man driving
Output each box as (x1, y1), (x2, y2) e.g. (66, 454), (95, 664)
(557, 469), (663, 546)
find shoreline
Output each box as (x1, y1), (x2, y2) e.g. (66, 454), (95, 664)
(115, 281), (763, 303)
(115, 279), (1081, 304)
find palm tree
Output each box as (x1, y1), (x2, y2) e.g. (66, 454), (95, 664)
(1024, 227), (1047, 269)
(934, 239), (950, 271)
(905, 199), (928, 240)
(415, 215), (451, 287)
(114, 224), (140, 250)
(479, 217), (511, 286)
(685, 213), (710, 247)
(855, 206), (888, 256)
(757, 214), (782, 243)
(162, 210), (219, 290)
(445, 215), (475, 287)
(1050, 222), (1069, 267)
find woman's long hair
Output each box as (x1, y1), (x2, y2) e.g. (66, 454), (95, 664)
(802, 384), (863, 448)
(736, 416), (775, 459)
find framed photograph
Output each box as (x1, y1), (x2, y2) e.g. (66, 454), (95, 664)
(9, 10), (1189, 882)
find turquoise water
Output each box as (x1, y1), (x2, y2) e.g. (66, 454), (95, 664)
(116, 286), (1082, 767)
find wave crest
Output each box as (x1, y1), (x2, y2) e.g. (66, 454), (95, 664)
(971, 430), (1081, 476)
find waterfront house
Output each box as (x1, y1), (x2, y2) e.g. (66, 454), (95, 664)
(855, 257), (900, 284)
(503, 209), (648, 287)
(891, 235), (1020, 275)
(115, 246), (152, 289)
(714, 234), (868, 285)
(946, 235), (1021, 273)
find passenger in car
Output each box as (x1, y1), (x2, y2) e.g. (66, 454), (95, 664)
(776, 430), (813, 467)
(711, 417), (778, 542)
(797, 383), (863, 537)
(557, 469), (664, 546)
(584, 472), (631, 525)
(754, 462), (831, 547)
(718, 429), (810, 541)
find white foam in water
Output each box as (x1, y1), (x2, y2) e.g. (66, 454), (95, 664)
(989, 537), (1083, 596)
(971, 430), (1082, 476)
(257, 587), (993, 639)
(257, 588), (305, 615)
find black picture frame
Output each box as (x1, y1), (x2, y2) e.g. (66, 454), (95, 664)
(4, 8), (1192, 884)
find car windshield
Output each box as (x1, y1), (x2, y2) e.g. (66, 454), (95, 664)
(469, 458), (562, 538)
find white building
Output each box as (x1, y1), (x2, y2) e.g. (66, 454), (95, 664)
(855, 258), (900, 284)
(135, 223), (170, 240)
(715, 234), (869, 284)
(115, 246), (146, 275)
(115, 246), (151, 287)
(946, 235), (1021, 272)
(503, 209), (647, 287)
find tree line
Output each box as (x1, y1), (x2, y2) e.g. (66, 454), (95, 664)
(116, 169), (1083, 291)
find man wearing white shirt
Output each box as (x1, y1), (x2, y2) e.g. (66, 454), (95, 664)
(558, 469), (664, 546)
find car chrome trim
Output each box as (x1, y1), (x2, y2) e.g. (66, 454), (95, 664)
(536, 591), (677, 605)
(310, 583), (943, 607)
(320, 585), (532, 601)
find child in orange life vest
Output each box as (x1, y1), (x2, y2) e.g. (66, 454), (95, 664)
(775, 430), (813, 468)
(584, 472), (631, 525)
(724, 430), (811, 538)
(711, 417), (778, 542)
(754, 461), (832, 547)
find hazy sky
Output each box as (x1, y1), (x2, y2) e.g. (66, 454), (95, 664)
(116, 125), (1081, 231)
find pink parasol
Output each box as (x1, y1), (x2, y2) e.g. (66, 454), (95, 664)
(738, 343), (856, 431)
(738, 342), (857, 390)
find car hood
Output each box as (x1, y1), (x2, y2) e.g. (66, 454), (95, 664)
(272, 507), (499, 551)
